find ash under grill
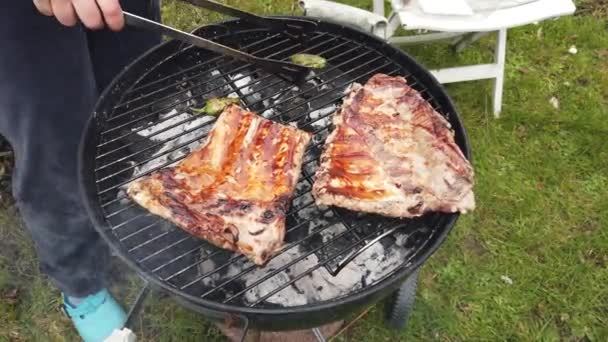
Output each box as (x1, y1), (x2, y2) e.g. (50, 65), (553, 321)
(90, 20), (452, 310)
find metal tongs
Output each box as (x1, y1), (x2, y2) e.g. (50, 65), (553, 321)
(124, 0), (318, 81)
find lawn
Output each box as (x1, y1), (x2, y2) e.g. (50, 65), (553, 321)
(1, 1), (607, 341)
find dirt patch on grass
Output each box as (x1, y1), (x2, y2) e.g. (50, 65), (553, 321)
(0, 135), (13, 208)
(462, 235), (487, 257)
(576, 0), (608, 18)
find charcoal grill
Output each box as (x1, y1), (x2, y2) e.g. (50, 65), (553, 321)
(79, 16), (471, 334)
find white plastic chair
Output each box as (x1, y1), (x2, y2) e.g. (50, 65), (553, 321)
(299, 0), (576, 117)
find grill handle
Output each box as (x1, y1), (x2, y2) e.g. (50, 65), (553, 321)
(124, 12), (310, 81)
(179, 0), (318, 38)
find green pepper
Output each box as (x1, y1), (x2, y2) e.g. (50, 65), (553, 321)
(290, 53), (327, 69)
(191, 97), (240, 116)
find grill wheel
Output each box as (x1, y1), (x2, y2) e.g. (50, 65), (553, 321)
(385, 269), (419, 330)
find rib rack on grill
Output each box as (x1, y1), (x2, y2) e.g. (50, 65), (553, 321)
(127, 105), (312, 265)
(313, 74), (475, 218)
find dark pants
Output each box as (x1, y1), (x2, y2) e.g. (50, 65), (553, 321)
(0, 1), (160, 297)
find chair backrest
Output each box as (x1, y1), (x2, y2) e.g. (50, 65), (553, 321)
(299, 0), (389, 38)
(390, 0), (576, 32)
(392, 0), (539, 15)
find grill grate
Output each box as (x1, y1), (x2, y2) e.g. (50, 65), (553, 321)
(90, 21), (450, 309)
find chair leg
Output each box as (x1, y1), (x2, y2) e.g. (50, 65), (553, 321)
(493, 28), (507, 117)
(386, 12), (401, 39)
(373, 0), (385, 16)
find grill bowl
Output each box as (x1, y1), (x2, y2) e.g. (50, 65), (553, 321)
(79, 17), (470, 330)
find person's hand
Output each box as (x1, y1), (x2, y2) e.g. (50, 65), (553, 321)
(33, 0), (124, 31)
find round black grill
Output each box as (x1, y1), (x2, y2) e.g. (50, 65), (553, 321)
(79, 17), (470, 329)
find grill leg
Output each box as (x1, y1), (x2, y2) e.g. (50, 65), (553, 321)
(239, 330), (260, 342)
(124, 281), (151, 329)
(312, 327), (326, 342)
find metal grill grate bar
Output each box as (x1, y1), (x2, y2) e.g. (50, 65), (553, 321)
(265, 66), (402, 129)
(96, 63), (397, 196)
(248, 223), (406, 306)
(117, 203), (318, 273)
(98, 134), (318, 209)
(115, 33), (335, 110)
(125, 32), (285, 94)
(163, 205), (329, 282)
(217, 219), (402, 303)
(96, 111), (213, 162)
(122, 198), (320, 264)
(218, 41), (365, 108)
(117, 217), (159, 240)
(101, 68), (252, 136)
(97, 130), (204, 183)
(95, 40), (357, 164)
(110, 186), (317, 256)
(98, 51), (388, 174)
(104, 33), (333, 127)
(106, 200), (145, 218)
(164, 249), (232, 282)
(109, 212), (151, 231)
(125, 30), (336, 95)
(137, 235), (193, 263)
(115, 34), (316, 109)
(104, 163), (316, 221)
(96, 36), (356, 149)
(103, 196), (138, 211)
(260, 57), (389, 118)
(149, 243), (206, 273)
(181, 213), (343, 291)
(98, 142), (317, 209)
(128, 229), (172, 253)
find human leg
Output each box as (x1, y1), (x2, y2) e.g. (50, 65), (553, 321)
(0, 2), (162, 340)
(0, 1), (110, 298)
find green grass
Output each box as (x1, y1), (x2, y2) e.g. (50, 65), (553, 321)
(2, 1), (607, 341)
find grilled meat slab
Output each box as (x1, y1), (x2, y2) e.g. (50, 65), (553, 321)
(312, 74), (475, 218)
(127, 105), (312, 265)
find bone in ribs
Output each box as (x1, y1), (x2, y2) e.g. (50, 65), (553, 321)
(312, 74), (475, 218)
(127, 105), (312, 265)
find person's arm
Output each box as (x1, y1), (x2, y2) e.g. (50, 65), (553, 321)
(33, 0), (124, 31)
